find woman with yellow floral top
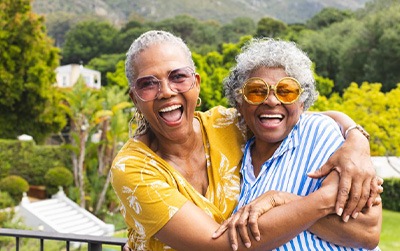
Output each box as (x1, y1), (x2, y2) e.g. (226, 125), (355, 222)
(110, 30), (381, 251)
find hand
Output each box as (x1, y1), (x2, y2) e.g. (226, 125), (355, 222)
(308, 133), (377, 222)
(212, 191), (297, 250)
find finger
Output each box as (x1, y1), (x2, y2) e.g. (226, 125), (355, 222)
(308, 161), (334, 178)
(237, 210), (252, 248)
(227, 222), (239, 251)
(367, 176), (380, 208)
(123, 243), (131, 251)
(373, 195), (382, 206)
(335, 173), (351, 218)
(348, 178), (370, 220)
(247, 196), (275, 242)
(212, 223), (229, 238)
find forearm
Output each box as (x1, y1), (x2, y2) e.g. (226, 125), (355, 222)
(309, 204), (382, 249)
(253, 188), (335, 250)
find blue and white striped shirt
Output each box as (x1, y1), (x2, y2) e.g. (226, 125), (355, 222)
(234, 113), (380, 251)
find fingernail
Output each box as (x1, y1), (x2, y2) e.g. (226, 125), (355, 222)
(232, 244), (238, 251)
(352, 212), (359, 219)
(337, 208), (343, 216)
(256, 236), (260, 241)
(245, 242), (251, 248)
(343, 215), (350, 222)
(211, 233), (216, 238)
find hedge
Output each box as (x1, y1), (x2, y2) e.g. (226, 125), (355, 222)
(381, 177), (400, 212)
(0, 139), (72, 185)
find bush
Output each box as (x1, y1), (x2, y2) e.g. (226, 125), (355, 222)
(0, 175), (29, 203)
(0, 139), (72, 185)
(382, 177), (400, 212)
(44, 167), (73, 196)
(0, 191), (15, 208)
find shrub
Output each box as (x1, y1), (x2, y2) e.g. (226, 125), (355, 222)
(0, 175), (29, 203)
(0, 191), (15, 208)
(44, 167), (73, 196)
(382, 177), (400, 212)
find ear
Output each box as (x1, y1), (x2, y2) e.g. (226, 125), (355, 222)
(194, 73), (201, 91)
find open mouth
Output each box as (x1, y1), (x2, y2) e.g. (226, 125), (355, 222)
(159, 104), (183, 122)
(259, 114), (283, 125)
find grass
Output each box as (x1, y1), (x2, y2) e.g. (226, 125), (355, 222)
(379, 209), (400, 250)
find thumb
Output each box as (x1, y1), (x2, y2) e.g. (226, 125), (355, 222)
(308, 162), (334, 178)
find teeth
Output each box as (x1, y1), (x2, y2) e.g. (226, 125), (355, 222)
(259, 114), (283, 119)
(159, 105), (181, 113)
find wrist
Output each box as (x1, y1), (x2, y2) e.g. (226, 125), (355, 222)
(345, 124), (370, 141)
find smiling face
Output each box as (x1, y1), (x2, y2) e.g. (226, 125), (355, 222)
(129, 42), (200, 142)
(238, 67), (304, 149)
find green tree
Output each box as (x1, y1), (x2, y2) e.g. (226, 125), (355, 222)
(60, 78), (103, 208)
(306, 7), (353, 30)
(0, 0), (65, 143)
(255, 17), (287, 38)
(87, 53), (125, 86)
(61, 20), (118, 65)
(220, 17), (256, 43)
(90, 85), (132, 214)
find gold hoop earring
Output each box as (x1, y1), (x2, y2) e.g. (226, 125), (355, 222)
(196, 97), (202, 107)
(129, 108), (148, 137)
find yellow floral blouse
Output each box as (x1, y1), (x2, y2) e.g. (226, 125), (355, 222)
(110, 106), (245, 250)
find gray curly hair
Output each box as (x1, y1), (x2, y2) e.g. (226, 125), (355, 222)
(125, 30), (195, 137)
(125, 30), (195, 88)
(224, 38), (318, 111)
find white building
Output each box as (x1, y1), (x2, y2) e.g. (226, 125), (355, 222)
(55, 64), (101, 89)
(372, 156), (400, 178)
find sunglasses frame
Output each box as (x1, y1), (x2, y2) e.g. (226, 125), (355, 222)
(237, 77), (304, 105)
(133, 66), (196, 102)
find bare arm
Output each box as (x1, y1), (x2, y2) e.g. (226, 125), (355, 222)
(156, 172), (340, 251)
(309, 110), (378, 221)
(213, 173), (382, 250)
(309, 203), (382, 249)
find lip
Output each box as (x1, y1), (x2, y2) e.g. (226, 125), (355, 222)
(256, 110), (285, 129)
(157, 102), (184, 126)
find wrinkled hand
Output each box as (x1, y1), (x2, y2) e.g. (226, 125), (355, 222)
(212, 190), (297, 250)
(308, 134), (379, 222)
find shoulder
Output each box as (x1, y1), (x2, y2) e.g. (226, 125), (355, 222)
(301, 113), (340, 131)
(195, 106), (238, 124)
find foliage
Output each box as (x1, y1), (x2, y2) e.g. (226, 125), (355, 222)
(0, 0), (65, 143)
(44, 167), (74, 195)
(306, 7), (353, 30)
(381, 178), (400, 212)
(299, 0), (400, 93)
(0, 190), (15, 208)
(61, 20), (119, 65)
(255, 17), (287, 38)
(0, 139), (72, 184)
(0, 175), (29, 203)
(87, 53), (125, 86)
(311, 82), (400, 156)
(105, 60), (129, 88)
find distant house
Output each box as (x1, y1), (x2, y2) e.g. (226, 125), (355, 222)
(55, 64), (101, 89)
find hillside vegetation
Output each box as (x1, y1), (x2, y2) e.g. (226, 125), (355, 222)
(32, 0), (370, 26)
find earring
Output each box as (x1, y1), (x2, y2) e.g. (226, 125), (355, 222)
(196, 97), (202, 107)
(129, 108), (148, 137)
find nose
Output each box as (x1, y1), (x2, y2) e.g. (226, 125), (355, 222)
(263, 88), (281, 107)
(157, 79), (176, 99)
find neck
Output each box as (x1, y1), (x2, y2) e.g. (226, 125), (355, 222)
(251, 139), (281, 177)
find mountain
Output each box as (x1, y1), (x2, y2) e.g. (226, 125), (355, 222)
(32, 0), (371, 26)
